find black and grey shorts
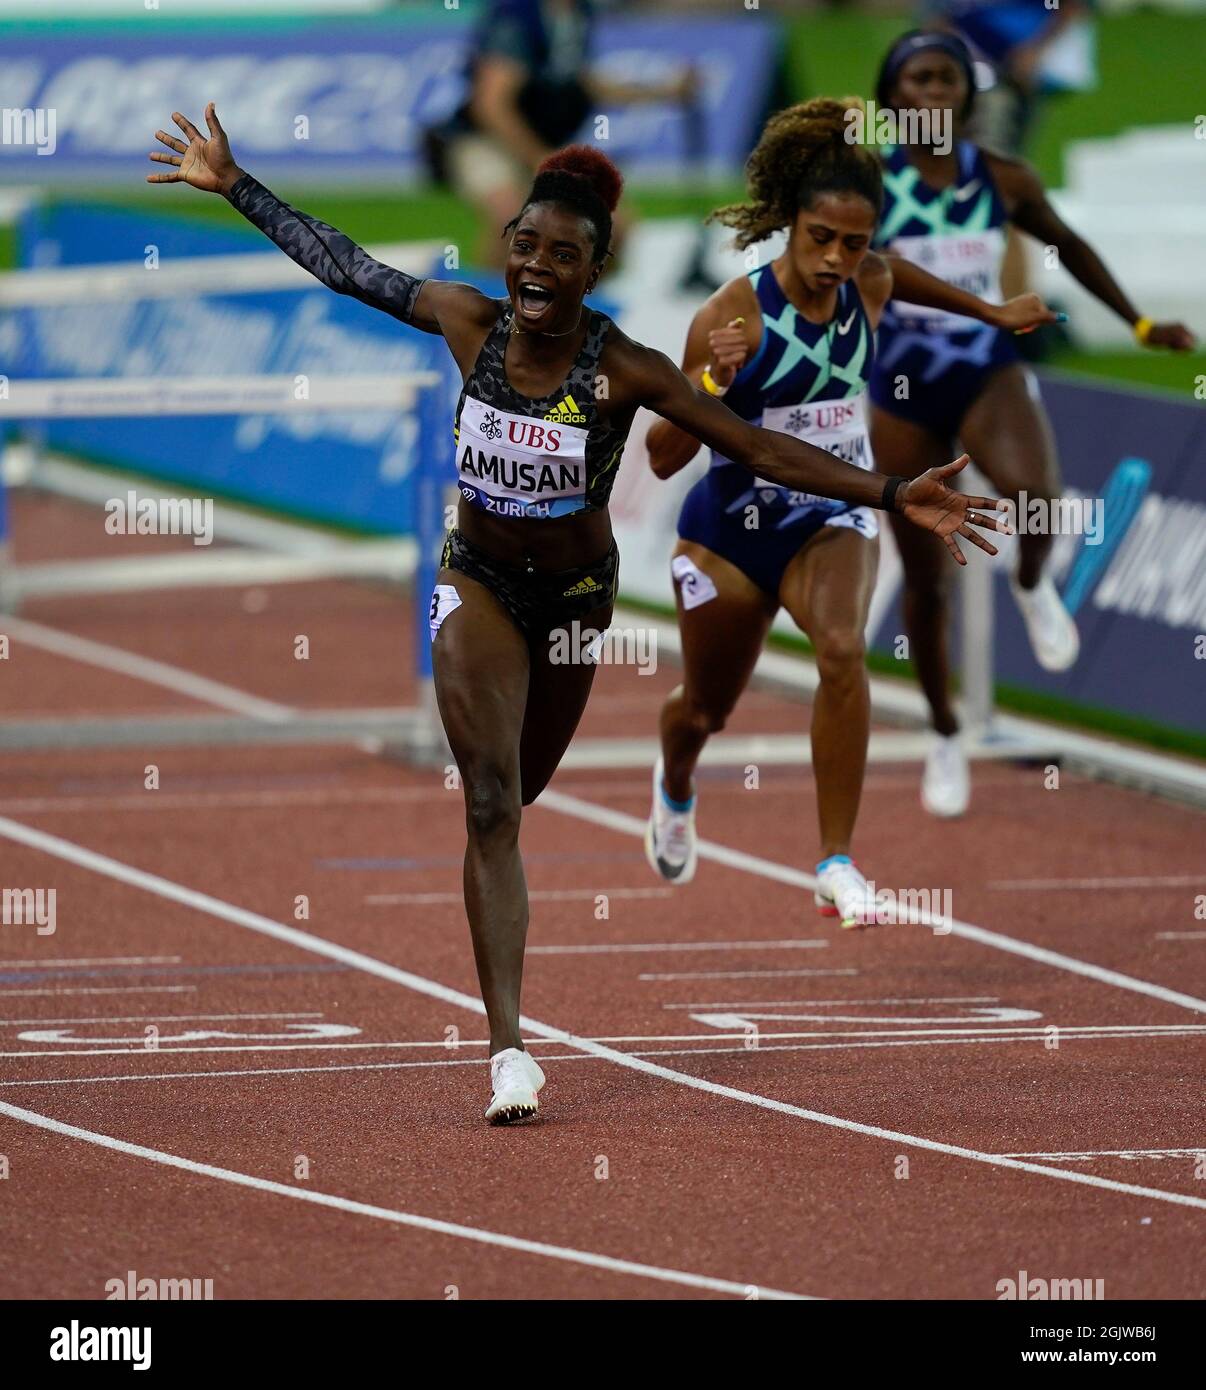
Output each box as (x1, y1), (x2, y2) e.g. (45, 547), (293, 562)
(436, 528), (619, 645)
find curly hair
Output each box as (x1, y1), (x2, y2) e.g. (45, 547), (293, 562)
(709, 98), (883, 250)
(505, 144), (625, 263)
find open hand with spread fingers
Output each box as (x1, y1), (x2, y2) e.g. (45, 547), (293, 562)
(898, 454), (1012, 565)
(147, 103), (243, 197)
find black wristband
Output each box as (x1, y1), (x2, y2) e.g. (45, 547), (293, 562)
(880, 475), (906, 513)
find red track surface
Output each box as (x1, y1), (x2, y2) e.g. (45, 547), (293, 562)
(2, 491), (1204, 1300)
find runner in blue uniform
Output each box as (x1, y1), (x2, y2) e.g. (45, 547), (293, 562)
(643, 98), (1053, 926)
(868, 31), (1196, 817)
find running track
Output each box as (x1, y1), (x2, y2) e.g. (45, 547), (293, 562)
(1, 491), (1203, 1300)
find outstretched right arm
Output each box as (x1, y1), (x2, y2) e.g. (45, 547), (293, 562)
(147, 104), (491, 340)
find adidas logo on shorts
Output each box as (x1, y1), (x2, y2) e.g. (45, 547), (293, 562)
(544, 394), (588, 426)
(562, 575), (603, 598)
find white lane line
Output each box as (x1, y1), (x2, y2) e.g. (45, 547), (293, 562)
(0, 955), (183, 969)
(1156, 932), (1206, 941)
(0, 1100), (805, 1301)
(998, 1147), (1206, 1161)
(662, 996), (998, 1010)
(368, 888), (673, 905)
(3, 814), (1205, 1213)
(0, 985), (195, 999)
(8, 1027), (1206, 1090)
(0, 775), (1030, 815)
(639, 968), (857, 982)
(536, 788), (1206, 1016)
(529, 939), (829, 955)
(4, 617), (293, 722)
(6, 1020), (1204, 1059)
(0, 1011), (323, 1028)
(990, 875), (1204, 891)
(0, 787), (442, 815)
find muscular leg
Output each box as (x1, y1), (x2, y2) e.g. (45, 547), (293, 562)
(958, 364), (1061, 590)
(659, 540), (776, 804)
(870, 403), (961, 735)
(778, 526), (878, 860)
(431, 569), (531, 1056)
(518, 597), (614, 804)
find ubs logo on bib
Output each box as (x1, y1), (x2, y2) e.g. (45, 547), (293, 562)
(507, 420), (563, 452)
(785, 400), (858, 435)
(480, 410), (503, 441)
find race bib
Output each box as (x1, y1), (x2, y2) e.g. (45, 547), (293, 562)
(456, 394), (588, 520)
(887, 228), (1006, 332)
(753, 393), (872, 510)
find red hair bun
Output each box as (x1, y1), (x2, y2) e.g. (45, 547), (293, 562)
(536, 145), (624, 212)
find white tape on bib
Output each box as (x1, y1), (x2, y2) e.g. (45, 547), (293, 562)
(825, 506), (879, 541)
(671, 554), (719, 611)
(429, 583), (462, 641)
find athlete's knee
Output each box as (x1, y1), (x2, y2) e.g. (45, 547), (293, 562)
(681, 693), (730, 738)
(463, 767), (521, 841)
(813, 627), (867, 682)
(903, 563), (953, 609)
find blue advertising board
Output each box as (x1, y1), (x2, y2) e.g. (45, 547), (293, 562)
(0, 13), (779, 185)
(1, 201), (449, 532)
(869, 374), (1206, 739)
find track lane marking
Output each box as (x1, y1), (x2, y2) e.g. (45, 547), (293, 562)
(990, 875), (1204, 891)
(0, 956), (183, 969)
(0, 1011), (322, 1027)
(6, 1027), (1206, 1089)
(4, 617), (293, 722)
(2, 813), (1205, 1212)
(536, 789), (1206, 1016)
(638, 968), (856, 981)
(0, 1099), (805, 1300)
(529, 938), (829, 954)
(0, 985), (195, 999)
(6, 1020), (1204, 1058)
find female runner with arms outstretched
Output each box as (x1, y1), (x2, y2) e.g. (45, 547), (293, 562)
(868, 31), (1195, 817)
(643, 98), (1054, 925)
(149, 104), (1008, 1122)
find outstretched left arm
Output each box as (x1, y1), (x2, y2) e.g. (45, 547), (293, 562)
(875, 251), (1059, 335)
(991, 154), (1196, 351)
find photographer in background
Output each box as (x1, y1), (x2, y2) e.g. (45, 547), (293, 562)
(426, 0), (694, 267)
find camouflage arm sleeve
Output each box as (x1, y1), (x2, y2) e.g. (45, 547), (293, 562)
(228, 173), (425, 322)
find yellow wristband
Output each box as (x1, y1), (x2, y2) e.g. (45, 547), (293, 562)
(701, 367), (727, 397)
(1133, 316), (1154, 345)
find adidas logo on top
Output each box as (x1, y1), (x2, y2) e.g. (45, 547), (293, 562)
(544, 395), (588, 425)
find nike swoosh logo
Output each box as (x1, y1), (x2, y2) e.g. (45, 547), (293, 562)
(951, 180), (982, 203)
(836, 310), (857, 334)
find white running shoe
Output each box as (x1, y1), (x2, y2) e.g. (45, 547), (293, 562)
(814, 858), (879, 931)
(1010, 572), (1080, 673)
(485, 1047), (545, 1125)
(644, 755), (698, 884)
(921, 732), (970, 819)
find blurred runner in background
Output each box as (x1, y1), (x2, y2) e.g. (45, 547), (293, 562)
(921, 0), (1098, 308)
(426, 0), (694, 267)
